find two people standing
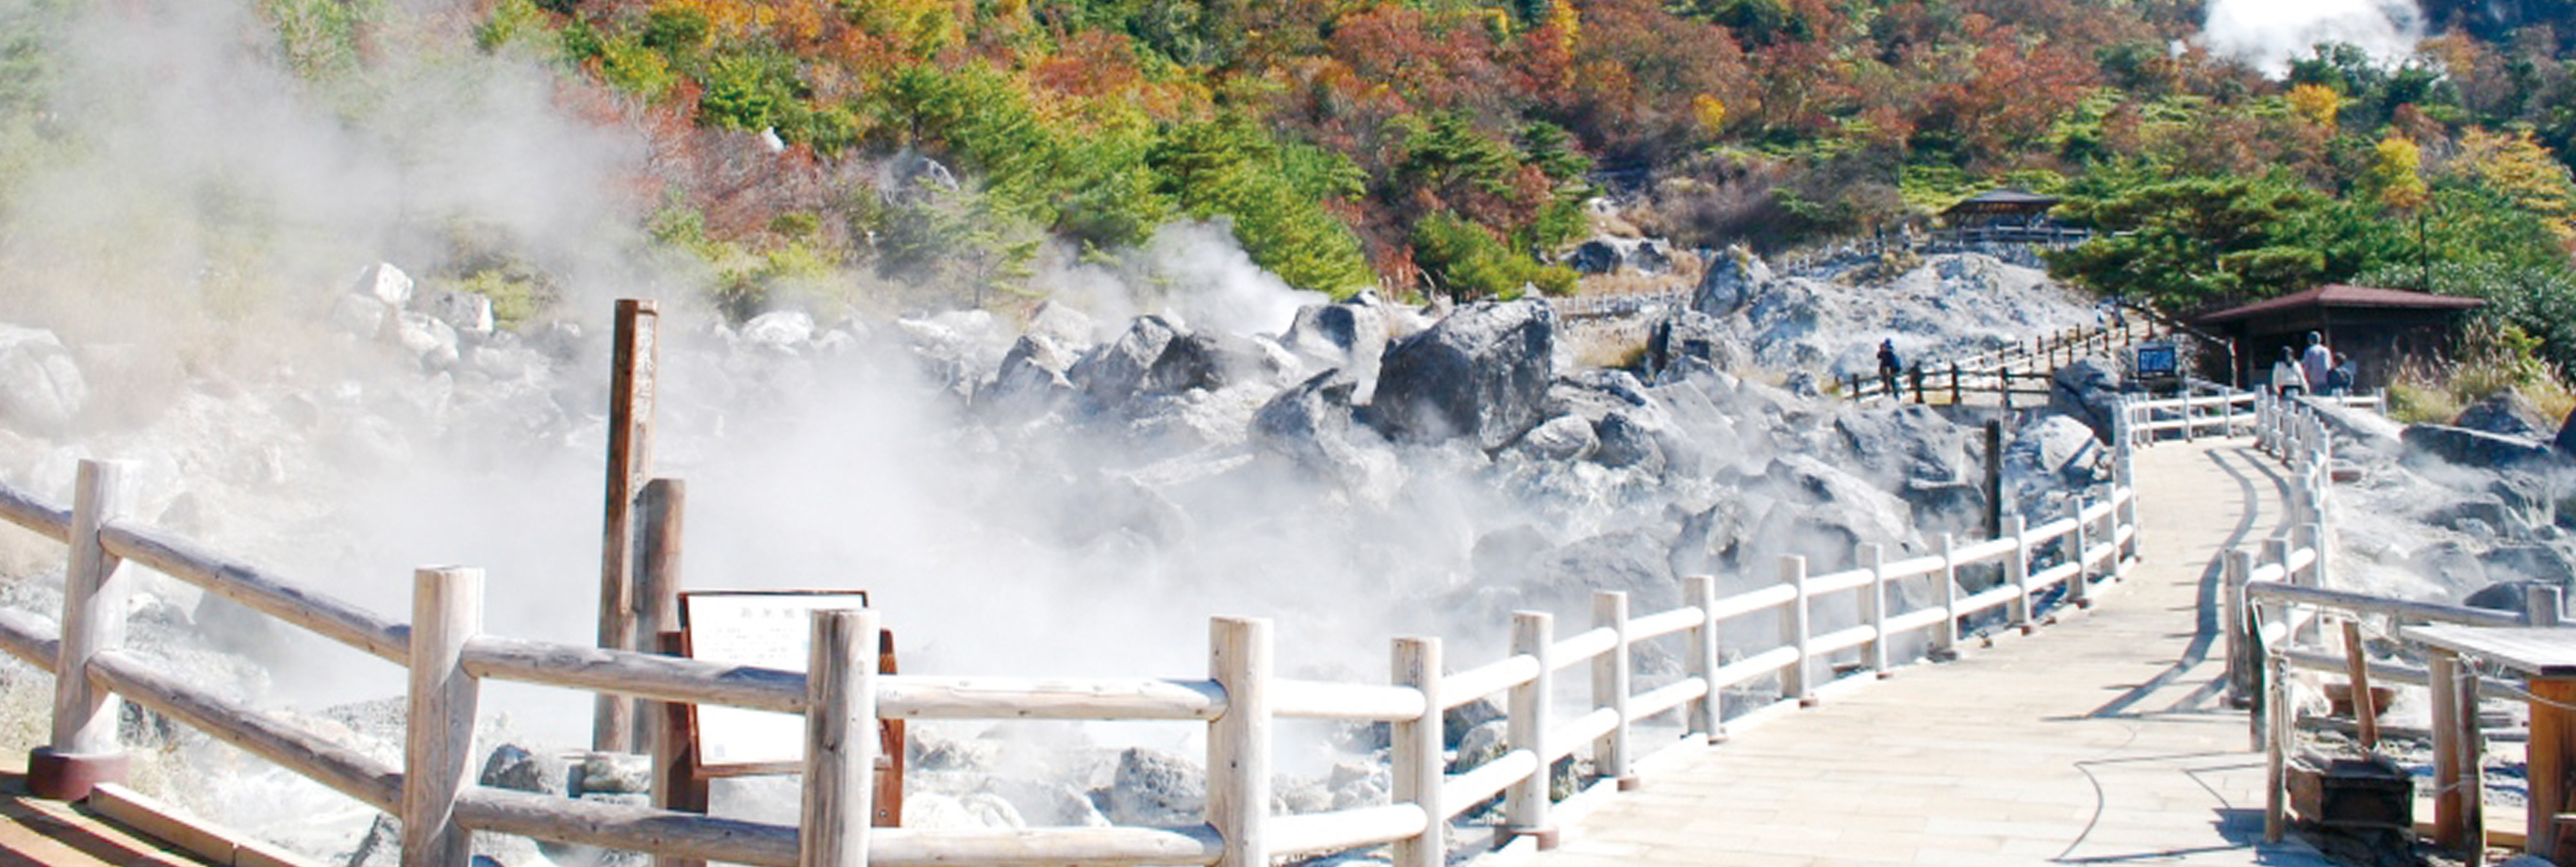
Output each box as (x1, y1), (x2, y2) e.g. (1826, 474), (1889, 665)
(2274, 332), (2352, 396)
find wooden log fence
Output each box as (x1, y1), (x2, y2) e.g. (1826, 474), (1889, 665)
(0, 369), (2348, 867)
(1842, 316), (2158, 406)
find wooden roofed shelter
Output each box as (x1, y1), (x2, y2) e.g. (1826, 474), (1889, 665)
(1940, 188), (2061, 227)
(2194, 284), (2485, 392)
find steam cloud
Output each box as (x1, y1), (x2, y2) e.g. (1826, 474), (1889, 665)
(2202, 0), (2426, 76)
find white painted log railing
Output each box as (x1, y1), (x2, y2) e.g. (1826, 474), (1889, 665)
(0, 400), (2199, 865)
(2207, 389), (2566, 852)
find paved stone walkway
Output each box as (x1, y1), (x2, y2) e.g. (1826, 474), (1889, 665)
(1511, 439), (2343, 867)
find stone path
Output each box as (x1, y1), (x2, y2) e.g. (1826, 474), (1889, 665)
(1507, 439), (2343, 867)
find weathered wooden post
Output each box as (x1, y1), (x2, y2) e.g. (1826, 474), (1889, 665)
(801, 608), (877, 867)
(2223, 549), (2253, 707)
(1949, 364), (1961, 404)
(2265, 652), (2291, 843)
(32, 459), (129, 800)
(1209, 617), (1273, 867)
(1505, 612), (1557, 846)
(634, 478), (686, 754)
(404, 566), (484, 867)
(2429, 647), (2469, 850)
(1392, 637), (1444, 867)
(1684, 577), (1721, 742)
(1983, 421), (2004, 542)
(1862, 545), (1891, 677)
(1593, 591), (1636, 788)
(1779, 557), (1812, 706)
(1937, 533), (1961, 653)
(2006, 515), (2033, 632)
(599, 299), (661, 753)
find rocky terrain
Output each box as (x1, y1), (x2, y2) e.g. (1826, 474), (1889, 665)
(0, 248), (2134, 863)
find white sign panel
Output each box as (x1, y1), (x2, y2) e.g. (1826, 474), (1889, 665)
(683, 591), (868, 767)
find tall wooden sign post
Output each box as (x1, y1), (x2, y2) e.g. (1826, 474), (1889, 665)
(597, 300), (659, 752)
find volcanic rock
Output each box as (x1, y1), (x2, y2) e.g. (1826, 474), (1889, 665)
(1106, 748), (1205, 826)
(1691, 246), (1770, 318)
(2403, 424), (2556, 469)
(1369, 300), (1556, 450)
(2456, 391), (2551, 439)
(352, 262), (413, 307)
(0, 324), (87, 432)
(2049, 356), (2123, 441)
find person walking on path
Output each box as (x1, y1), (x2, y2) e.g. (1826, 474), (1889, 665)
(1877, 339), (1903, 398)
(2301, 332), (2333, 393)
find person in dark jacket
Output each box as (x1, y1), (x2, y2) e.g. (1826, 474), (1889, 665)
(1877, 340), (1902, 397)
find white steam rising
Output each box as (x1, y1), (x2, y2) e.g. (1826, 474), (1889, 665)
(2202, 0), (2425, 76)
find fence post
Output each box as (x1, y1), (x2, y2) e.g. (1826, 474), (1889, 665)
(32, 459), (129, 801)
(2182, 390), (2196, 442)
(2430, 648), (2468, 849)
(2264, 651), (2290, 843)
(634, 478), (686, 757)
(801, 608), (878, 867)
(1779, 557), (1812, 706)
(1862, 545), (1891, 677)
(1505, 612), (1557, 846)
(2223, 549), (2253, 706)
(2006, 515), (2033, 633)
(2529, 585), (2564, 627)
(1937, 533), (1961, 653)
(1209, 617), (1273, 867)
(403, 566), (484, 867)
(1684, 577), (1721, 742)
(1950, 364), (1961, 404)
(2067, 499), (2091, 609)
(598, 299), (661, 753)
(1593, 592), (1636, 788)
(1391, 637), (1444, 867)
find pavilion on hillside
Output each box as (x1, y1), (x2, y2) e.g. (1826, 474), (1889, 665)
(1940, 188), (2061, 228)
(2194, 283), (2485, 391)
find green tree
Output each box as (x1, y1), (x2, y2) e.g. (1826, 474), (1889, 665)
(2047, 175), (2337, 310)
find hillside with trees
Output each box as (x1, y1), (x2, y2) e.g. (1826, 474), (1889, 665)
(8, 0), (2576, 371)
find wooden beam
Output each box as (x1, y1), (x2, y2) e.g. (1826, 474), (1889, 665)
(799, 608), (876, 867)
(599, 299), (660, 753)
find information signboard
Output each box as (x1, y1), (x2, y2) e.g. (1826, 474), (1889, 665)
(679, 590), (869, 769)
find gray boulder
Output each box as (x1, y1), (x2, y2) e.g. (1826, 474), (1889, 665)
(1514, 415), (1599, 462)
(2483, 544), (2576, 587)
(352, 262), (413, 307)
(478, 744), (567, 795)
(1835, 404), (1975, 486)
(1282, 300), (1391, 398)
(1369, 301), (1557, 450)
(1643, 308), (1742, 382)
(2465, 579), (2560, 614)
(1106, 748), (1206, 826)
(391, 312), (461, 370)
(738, 310), (817, 351)
(2403, 424), (2556, 469)
(2456, 392), (2551, 439)
(1690, 246), (1771, 318)
(419, 287), (496, 336)
(2048, 357), (2123, 441)
(0, 324), (86, 431)
(1251, 369), (1388, 485)
(573, 752), (652, 795)
(985, 334), (1081, 414)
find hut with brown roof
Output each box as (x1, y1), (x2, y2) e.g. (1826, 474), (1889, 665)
(2194, 284), (2485, 390)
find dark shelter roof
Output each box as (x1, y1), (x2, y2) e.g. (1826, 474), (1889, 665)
(1941, 188), (2060, 217)
(2195, 284), (2485, 325)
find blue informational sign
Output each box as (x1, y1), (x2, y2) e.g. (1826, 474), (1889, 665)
(2135, 343), (2177, 375)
